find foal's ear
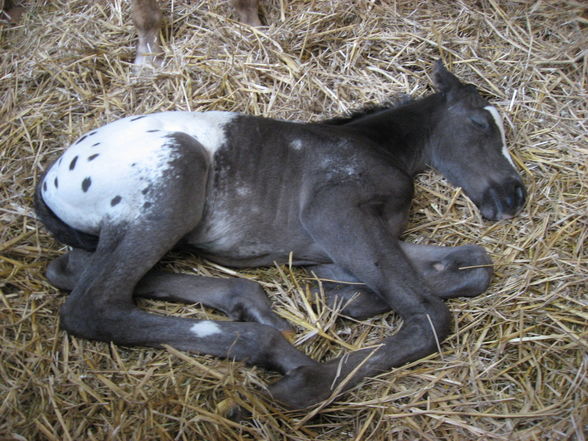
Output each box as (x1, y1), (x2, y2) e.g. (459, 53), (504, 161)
(433, 60), (463, 95)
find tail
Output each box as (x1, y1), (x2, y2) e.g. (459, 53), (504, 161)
(34, 170), (99, 252)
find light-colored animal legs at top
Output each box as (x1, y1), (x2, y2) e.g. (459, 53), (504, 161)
(232, 0), (261, 26)
(130, 0), (261, 68)
(131, 0), (163, 67)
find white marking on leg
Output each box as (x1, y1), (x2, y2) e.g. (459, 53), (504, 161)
(190, 321), (222, 338)
(135, 31), (162, 67)
(484, 105), (516, 168)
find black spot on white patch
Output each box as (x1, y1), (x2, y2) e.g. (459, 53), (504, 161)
(146, 129), (160, 133)
(54, 177), (58, 188)
(143, 202), (152, 209)
(69, 156), (78, 170)
(75, 135), (88, 145)
(131, 163), (137, 167)
(43, 182), (47, 192)
(142, 187), (150, 195)
(81, 177), (92, 192)
(91, 142), (101, 147)
(111, 195), (122, 206)
(89, 131), (97, 136)
(131, 116), (146, 122)
(88, 153), (99, 161)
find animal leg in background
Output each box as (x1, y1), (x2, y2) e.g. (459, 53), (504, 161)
(131, 0), (163, 67)
(233, 0), (261, 26)
(131, 0), (261, 68)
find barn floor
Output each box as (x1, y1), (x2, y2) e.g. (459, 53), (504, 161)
(1, 1), (586, 440)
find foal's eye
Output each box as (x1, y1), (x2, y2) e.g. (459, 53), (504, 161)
(469, 114), (489, 130)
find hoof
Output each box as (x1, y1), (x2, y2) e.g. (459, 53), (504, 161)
(268, 365), (334, 410)
(427, 245), (494, 298)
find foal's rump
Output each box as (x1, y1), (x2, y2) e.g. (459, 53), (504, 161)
(34, 178), (99, 251)
(36, 112), (228, 247)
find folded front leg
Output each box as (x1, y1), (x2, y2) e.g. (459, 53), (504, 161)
(309, 264), (390, 319)
(309, 242), (492, 319)
(400, 243), (493, 298)
(268, 180), (452, 408)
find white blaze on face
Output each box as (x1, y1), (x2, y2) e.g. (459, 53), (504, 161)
(484, 105), (516, 168)
(190, 321), (222, 338)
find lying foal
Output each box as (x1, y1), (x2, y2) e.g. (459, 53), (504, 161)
(35, 62), (525, 410)
(132, 0), (260, 67)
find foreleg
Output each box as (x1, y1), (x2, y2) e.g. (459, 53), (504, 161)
(269, 182), (452, 408)
(400, 243), (492, 299)
(310, 243), (493, 319)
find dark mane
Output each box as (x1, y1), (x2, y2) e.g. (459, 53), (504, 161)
(322, 95), (413, 126)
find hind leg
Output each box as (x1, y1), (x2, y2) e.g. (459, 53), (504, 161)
(135, 272), (292, 333)
(56, 135), (313, 375)
(46, 252), (291, 333)
(60, 225), (312, 374)
(311, 243), (493, 319)
(46, 248), (92, 291)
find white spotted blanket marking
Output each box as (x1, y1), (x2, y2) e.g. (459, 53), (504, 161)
(42, 111), (235, 234)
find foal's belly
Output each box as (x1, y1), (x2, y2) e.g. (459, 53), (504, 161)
(185, 206), (330, 267)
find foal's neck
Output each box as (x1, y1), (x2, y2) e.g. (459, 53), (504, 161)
(344, 93), (442, 175)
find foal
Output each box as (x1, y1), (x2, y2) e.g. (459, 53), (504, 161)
(132, 0), (260, 67)
(35, 62), (525, 410)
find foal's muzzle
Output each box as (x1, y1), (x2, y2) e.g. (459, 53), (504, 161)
(478, 179), (526, 221)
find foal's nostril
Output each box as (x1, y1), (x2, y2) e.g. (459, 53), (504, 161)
(504, 193), (515, 210)
(500, 181), (526, 217)
(514, 183), (526, 207)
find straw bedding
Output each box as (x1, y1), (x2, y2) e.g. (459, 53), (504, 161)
(1, 0), (586, 439)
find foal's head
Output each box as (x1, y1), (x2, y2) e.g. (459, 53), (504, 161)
(428, 62), (526, 220)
